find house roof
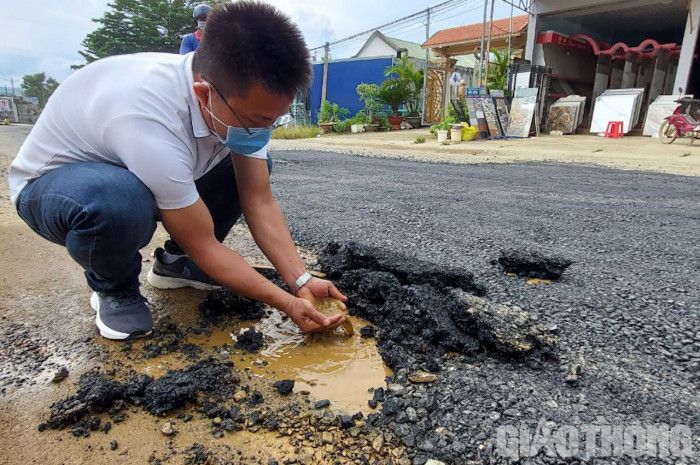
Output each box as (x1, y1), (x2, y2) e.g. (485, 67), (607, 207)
(422, 15), (529, 49)
(353, 30), (475, 69)
(384, 35), (428, 60)
(354, 31), (428, 59)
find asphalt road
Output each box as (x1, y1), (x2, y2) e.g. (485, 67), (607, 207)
(269, 149), (699, 463)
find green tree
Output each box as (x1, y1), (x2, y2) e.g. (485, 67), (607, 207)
(21, 73), (60, 107)
(45, 78), (60, 97)
(74, 0), (213, 68)
(384, 56), (424, 116)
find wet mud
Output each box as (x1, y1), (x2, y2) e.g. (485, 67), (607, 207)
(0, 322), (76, 394)
(234, 328), (265, 353)
(39, 358), (236, 432)
(36, 241), (562, 464)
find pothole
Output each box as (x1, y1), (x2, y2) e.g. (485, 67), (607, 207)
(37, 241), (561, 465)
(129, 309), (390, 414)
(496, 248), (573, 280)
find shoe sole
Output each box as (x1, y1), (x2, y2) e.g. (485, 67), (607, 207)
(146, 268), (221, 291)
(90, 292), (152, 341)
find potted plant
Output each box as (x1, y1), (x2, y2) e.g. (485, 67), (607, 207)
(356, 83), (382, 132)
(385, 56), (424, 128)
(430, 116), (455, 143)
(349, 110), (369, 133)
(377, 78), (410, 130)
(317, 100), (349, 133)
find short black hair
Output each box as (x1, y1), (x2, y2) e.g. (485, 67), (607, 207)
(194, 1), (311, 99)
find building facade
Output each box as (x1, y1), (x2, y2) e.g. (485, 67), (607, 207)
(524, 0), (699, 95)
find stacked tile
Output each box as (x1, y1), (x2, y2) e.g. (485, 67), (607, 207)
(590, 88), (645, 134)
(643, 95), (691, 137)
(506, 88), (539, 138)
(547, 95), (586, 134)
(481, 97), (502, 137)
(491, 90), (510, 135)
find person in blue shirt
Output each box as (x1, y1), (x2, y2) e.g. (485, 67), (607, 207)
(180, 4), (212, 54)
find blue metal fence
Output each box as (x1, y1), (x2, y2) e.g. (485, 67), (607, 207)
(310, 56), (394, 123)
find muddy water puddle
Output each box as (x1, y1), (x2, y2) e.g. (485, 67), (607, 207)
(129, 309), (390, 414)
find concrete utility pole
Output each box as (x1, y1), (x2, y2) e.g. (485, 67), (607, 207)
(507, 1), (513, 67)
(10, 77), (15, 96)
(321, 42), (330, 103)
(425, 7), (431, 64)
(479, 0), (488, 87)
(421, 7), (430, 126)
(484, 0), (496, 87)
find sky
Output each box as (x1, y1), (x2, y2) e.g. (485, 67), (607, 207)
(0, 0), (518, 92)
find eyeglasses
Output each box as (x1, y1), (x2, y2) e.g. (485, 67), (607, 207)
(203, 77), (285, 134)
(203, 77), (254, 135)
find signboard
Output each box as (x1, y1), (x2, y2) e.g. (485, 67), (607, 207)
(537, 31), (592, 53)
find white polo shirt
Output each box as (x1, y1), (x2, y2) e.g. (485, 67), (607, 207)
(8, 52), (268, 209)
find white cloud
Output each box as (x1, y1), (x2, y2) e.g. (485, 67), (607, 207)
(1, 0), (518, 90)
(1, 0), (108, 88)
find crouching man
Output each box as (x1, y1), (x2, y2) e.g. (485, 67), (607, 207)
(8, 1), (346, 340)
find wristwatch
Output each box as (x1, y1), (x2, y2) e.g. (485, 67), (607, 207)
(293, 271), (312, 292)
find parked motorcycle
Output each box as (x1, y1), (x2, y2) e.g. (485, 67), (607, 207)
(658, 97), (700, 144)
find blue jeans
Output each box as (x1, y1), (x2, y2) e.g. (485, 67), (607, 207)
(15, 155), (270, 292)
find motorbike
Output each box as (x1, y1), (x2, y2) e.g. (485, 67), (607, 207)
(658, 97), (700, 144)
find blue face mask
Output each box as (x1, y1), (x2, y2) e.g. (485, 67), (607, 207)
(204, 84), (273, 155)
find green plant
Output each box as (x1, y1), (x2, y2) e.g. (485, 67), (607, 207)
(356, 83), (382, 120)
(331, 111), (369, 133)
(377, 78), (410, 116)
(348, 110), (369, 125)
(487, 49), (509, 91)
(385, 56), (424, 116)
(333, 120), (351, 133)
(376, 112), (390, 130)
(414, 136), (426, 144)
(317, 100), (349, 123)
(272, 126), (320, 139)
(432, 115), (456, 132)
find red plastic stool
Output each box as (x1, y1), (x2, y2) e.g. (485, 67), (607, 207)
(605, 121), (624, 138)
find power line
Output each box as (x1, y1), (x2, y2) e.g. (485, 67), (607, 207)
(308, 0), (469, 51)
(379, 0), (474, 37)
(318, 0), (480, 56)
(385, 0), (482, 37)
(500, 0), (534, 15)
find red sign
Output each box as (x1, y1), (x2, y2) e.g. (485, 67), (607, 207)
(537, 31), (592, 53)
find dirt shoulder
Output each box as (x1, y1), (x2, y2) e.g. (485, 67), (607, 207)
(270, 129), (700, 176)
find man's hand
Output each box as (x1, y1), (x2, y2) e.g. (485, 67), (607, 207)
(290, 278), (349, 333)
(295, 277), (348, 304)
(284, 296), (346, 334)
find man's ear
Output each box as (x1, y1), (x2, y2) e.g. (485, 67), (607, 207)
(192, 82), (210, 108)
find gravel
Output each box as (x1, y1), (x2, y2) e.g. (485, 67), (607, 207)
(269, 150), (699, 464)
